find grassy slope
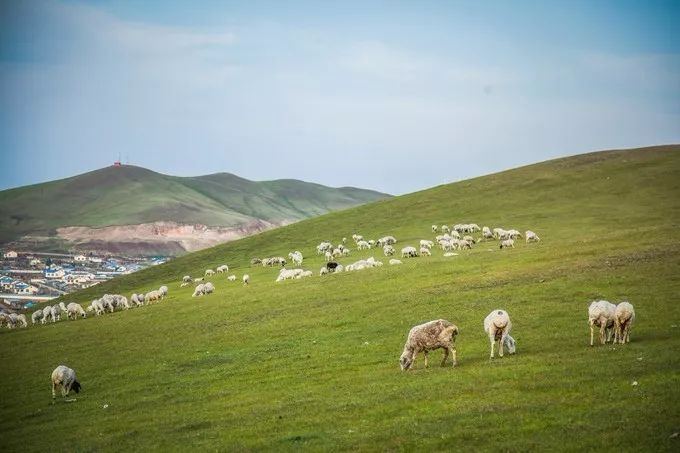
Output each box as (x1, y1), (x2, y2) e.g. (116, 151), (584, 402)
(0, 167), (389, 242)
(1, 145), (679, 451)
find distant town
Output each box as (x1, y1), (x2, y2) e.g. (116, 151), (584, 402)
(1, 249), (169, 311)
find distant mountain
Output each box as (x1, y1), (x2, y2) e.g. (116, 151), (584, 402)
(0, 165), (390, 255)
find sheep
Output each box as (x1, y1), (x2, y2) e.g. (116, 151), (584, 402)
(316, 242), (333, 255)
(352, 234), (363, 243)
(90, 299), (105, 315)
(377, 236), (397, 247)
(203, 282), (215, 294)
(51, 365), (81, 399)
(389, 259), (402, 265)
(289, 251), (303, 266)
(420, 240), (434, 249)
(368, 239), (376, 248)
(250, 258), (262, 265)
(469, 223), (481, 232)
(493, 227), (506, 239)
(383, 245), (395, 256)
(482, 226), (494, 240)
(51, 305), (62, 322)
(588, 300), (617, 346)
(432, 225), (438, 233)
(484, 310), (516, 358)
(525, 230), (540, 243)
(401, 246), (418, 258)
(193, 277), (204, 282)
(332, 248), (344, 258)
(182, 275), (192, 283)
(324, 262), (341, 273)
(42, 305), (53, 324)
(342, 247), (351, 256)
(399, 319), (459, 371)
(277, 268), (301, 282)
(192, 284), (206, 297)
(216, 264), (229, 273)
(441, 225), (450, 233)
(227, 274), (237, 282)
(66, 303), (86, 320)
(204, 269), (215, 277)
(614, 302), (635, 344)
(458, 239), (473, 250)
(300, 270), (313, 278)
(243, 274), (250, 285)
(463, 235), (476, 244)
(324, 251), (333, 262)
(507, 229), (523, 239)
(112, 294), (130, 310)
(144, 290), (161, 304)
(130, 293), (144, 307)
(342, 237), (347, 244)
(7, 313), (28, 328)
(159, 286), (168, 299)
(419, 247), (432, 256)
(262, 257), (286, 267)
(499, 239), (514, 249)
(357, 240), (370, 250)
(319, 266), (329, 276)
(450, 230), (461, 239)
(31, 310), (43, 325)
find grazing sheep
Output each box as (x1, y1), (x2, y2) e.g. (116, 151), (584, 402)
(383, 245), (395, 256)
(316, 242), (333, 255)
(499, 239), (514, 249)
(67, 303), (87, 320)
(277, 268), (302, 282)
(42, 305), (53, 323)
(357, 240), (370, 250)
(484, 310), (516, 358)
(205, 269), (215, 277)
(216, 265), (229, 273)
(203, 282), (215, 294)
(182, 275), (192, 283)
(352, 234), (364, 243)
(192, 284), (206, 297)
(91, 299), (105, 315)
(130, 293), (145, 307)
(525, 230), (540, 243)
(420, 240), (434, 249)
(193, 277), (204, 282)
(6, 313), (28, 328)
(31, 310), (43, 325)
(614, 302), (635, 344)
(482, 226), (494, 240)
(51, 305), (62, 322)
(588, 300), (617, 346)
(144, 291), (161, 304)
(159, 286), (168, 299)
(432, 225), (438, 233)
(441, 225), (450, 233)
(289, 251), (303, 266)
(250, 258), (262, 265)
(368, 239), (376, 248)
(419, 247), (432, 256)
(227, 274), (237, 282)
(324, 251), (333, 261)
(399, 319), (459, 371)
(243, 274), (250, 285)
(389, 259), (402, 265)
(401, 246), (418, 258)
(51, 365), (81, 399)
(324, 262), (341, 273)
(377, 236), (397, 247)
(319, 266), (329, 276)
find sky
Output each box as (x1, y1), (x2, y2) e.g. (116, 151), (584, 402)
(1, 0), (679, 195)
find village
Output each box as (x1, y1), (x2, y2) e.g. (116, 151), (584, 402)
(0, 250), (169, 311)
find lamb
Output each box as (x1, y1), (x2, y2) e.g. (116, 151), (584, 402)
(51, 365), (82, 399)
(525, 230), (540, 243)
(368, 239), (376, 248)
(192, 284), (206, 297)
(227, 274), (237, 282)
(482, 226), (494, 240)
(383, 245), (395, 256)
(389, 259), (402, 265)
(182, 275), (192, 283)
(419, 247), (432, 256)
(67, 303), (87, 320)
(614, 302), (635, 344)
(31, 310), (43, 325)
(401, 246), (418, 258)
(319, 266), (329, 276)
(204, 269), (215, 277)
(399, 319), (459, 370)
(243, 274), (250, 285)
(588, 300), (617, 346)
(499, 239), (514, 249)
(484, 310), (516, 358)
(324, 251), (333, 261)
(216, 265), (229, 273)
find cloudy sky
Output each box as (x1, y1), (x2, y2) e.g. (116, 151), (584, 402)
(1, 0), (678, 194)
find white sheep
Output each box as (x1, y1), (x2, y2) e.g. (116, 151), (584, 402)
(130, 293), (145, 307)
(182, 275), (192, 283)
(67, 303), (87, 320)
(144, 290), (161, 304)
(484, 310), (516, 358)
(499, 239), (514, 249)
(193, 277), (204, 282)
(42, 305), (53, 324)
(205, 269), (215, 277)
(243, 274), (250, 285)
(319, 266), (329, 276)
(89, 299), (105, 315)
(482, 226), (494, 240)
(401, 246), (418, 258)
(192, 284), (206, 297)
(203, 282), (215, 294)
(51, 305), (62, 322)
(525, 230), (540, 243)
(441, 225), (450, 233)
(159, 286), (168, 299)
(419, 247), (432, 256)
(227, 274), (237, 282)
(277, 268), (301, 282)
(357, 240), (370, 250)
(420, 239), (434, 249)
(31, 310), (43, 325)
(389, 259), (402, 265)
(383, 245), (395, 256)
(51, 365), (82, 399)
(614, 302), (635, 344)
(216, 265), (229, 273)
(399, 319), (459, 370)
(588, 300), (617, 346)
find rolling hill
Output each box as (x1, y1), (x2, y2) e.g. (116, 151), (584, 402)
(1, 145), (679, 451)
(0, 165), (390, 254)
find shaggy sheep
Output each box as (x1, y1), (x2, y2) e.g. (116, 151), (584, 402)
(352, 234), (364, 243)
(399, 319), (459, 371)
(383, 245), (395, 256)
(482, 226), (494, 240)
(389, 259), (402, 265)
(325, 251), (333, 262)
(159, 286), (168, 299)
(144, 290), (161, 304)
(357, 240), (370, 250)
(499, 239), (515, 249)
(42, 305), (53, 323)
(130, 293), (145, 307)
(588, 300), (617, 346)
(89, 299), (105, 316)
(484, 310), (516, 358)
(525, 230), (540, 243)
(441, 225), (450, 233)
(67, 303), (87, 320)
(205, 269), (215, 277)
(420, 239), (434, 249)
(182, 275), (192, 283)
(193, 277), (204, 282)
(614, 302), (635, 344)
(31, 310), (43, 325)
(51, 305), (62, 322)
(277, 268), (302, 282)
(316, 242), (333, 255)
(203, 282), (215, 294)
(216, 265), (229, 273)
(227, 274), (237, 282)
(401, 246), (418, 258)
(289, 251), (303, 266)
(377, 236), (397, 247)
(243, 274), (250, 285)
(51, 365), (81, 399)
(192, 284), (206, 297)
(319, 266), (329, 276)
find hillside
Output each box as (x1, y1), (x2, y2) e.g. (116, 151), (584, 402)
(0, 166), (389, 254)
(1, 145), (679, 451)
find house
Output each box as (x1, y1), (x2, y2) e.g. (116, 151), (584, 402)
(14, 282), (39, 295)
(74, 255), (87, 262)
(44, 267), (65, 279)
(29, 258), (43, 267)
(0, 276), (15, 291)
(88, 256), (103, 264)
(3, 251), (18, 259)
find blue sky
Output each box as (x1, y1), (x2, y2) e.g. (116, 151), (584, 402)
(1, 0), (678, 194)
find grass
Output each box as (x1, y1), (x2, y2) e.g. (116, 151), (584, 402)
(1, 145), (679, 451)
(0, 165), (389, 244)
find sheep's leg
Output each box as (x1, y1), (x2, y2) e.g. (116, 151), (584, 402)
(52, 382), (57, 399)
(489, 337), (495, 359)
(498, 337), (504, 358)
(599, 323), (606, 345)
(440, 348), (449, 367)
(423, 351), (429, 368)
(590, 322), (595, 346)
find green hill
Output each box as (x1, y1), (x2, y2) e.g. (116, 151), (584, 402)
(1, 145), (679, 451)
(0, 165), (390, 253)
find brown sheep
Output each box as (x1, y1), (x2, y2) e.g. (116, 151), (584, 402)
(399, 319), (459, 371)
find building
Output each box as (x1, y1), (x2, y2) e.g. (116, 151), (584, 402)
(88, 256), (103, 263)
(44, 267), (65, 279)
(74, 255), (87, 262)
(29, 258), (43, 267)
(0, 275), (14, 291)
(14, 282), (39, 295)
(3, 250), (18, 259)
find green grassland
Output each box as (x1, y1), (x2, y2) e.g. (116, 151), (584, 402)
(1, 145), (679, 451)
(0, 166), (389, 244)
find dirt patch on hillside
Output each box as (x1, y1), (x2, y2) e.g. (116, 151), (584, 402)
(53, 220), (279, 255)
